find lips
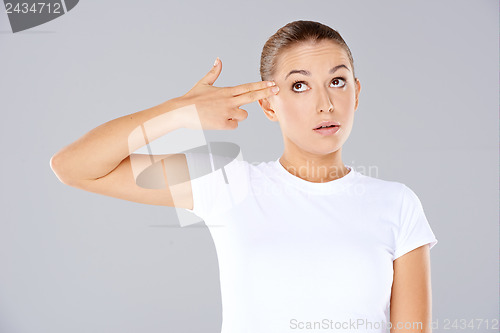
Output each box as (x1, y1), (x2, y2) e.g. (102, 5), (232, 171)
(313, 120), (341, 130)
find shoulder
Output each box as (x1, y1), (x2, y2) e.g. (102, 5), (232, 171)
(352, 169), (406, 201)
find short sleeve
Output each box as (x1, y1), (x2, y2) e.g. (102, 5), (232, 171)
(181, 151), (250, 224)
(393, 184), (438, 260)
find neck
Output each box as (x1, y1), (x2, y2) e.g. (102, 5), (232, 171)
(279, 155), (349, 183)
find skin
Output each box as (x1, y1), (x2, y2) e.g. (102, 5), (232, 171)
(259, 39), (361, 183)
(391, 244), (432, 332)
(258, 40), (433, 332)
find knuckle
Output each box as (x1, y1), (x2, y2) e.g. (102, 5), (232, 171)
(248, 91), (257, 101)
(224, 119), (234, 129)
(221, 118), (230, 129)
(235, 85), (245, 94)
(227, 95), (237, 105)
(227, 86), (236, 96)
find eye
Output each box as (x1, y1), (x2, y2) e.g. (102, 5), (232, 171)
(292, 80), (309, 92)
(330, 77), (347, 88)
(291, 77), (347, 93)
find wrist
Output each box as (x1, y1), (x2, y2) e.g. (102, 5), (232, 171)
(159, 96), (199, 130)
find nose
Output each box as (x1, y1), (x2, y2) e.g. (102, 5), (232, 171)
(317, 89), (334, 113)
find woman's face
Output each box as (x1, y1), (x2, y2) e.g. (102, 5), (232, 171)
(259, 40), (361, 158)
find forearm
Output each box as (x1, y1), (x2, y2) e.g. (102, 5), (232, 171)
(50, 96), (191, 181)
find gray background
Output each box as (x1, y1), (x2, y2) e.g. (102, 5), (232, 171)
(0, 0), (498, 332)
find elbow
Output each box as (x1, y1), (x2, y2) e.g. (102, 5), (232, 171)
(49, 154), (59, 172)
(50, 154), (73, 186)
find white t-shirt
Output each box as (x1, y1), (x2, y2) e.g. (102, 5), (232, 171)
(182, 152), (438, 333)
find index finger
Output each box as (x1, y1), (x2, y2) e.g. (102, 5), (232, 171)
(231, 84), (279, 107)
(229, 80), (275, 97)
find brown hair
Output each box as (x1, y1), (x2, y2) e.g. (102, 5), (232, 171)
(260, 20), (356, 82)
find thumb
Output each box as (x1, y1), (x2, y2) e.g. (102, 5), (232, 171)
(198, 57), (222, 86)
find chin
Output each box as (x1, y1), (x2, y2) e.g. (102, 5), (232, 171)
(305, 143), (343, 156)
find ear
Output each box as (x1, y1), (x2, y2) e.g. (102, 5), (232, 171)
(258, 97), (279, 122)
(354, 78), (361, 111)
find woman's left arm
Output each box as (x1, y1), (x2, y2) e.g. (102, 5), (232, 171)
(390, 244), (432, 333)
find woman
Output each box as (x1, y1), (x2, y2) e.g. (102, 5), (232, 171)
(51, 20), (438, 333)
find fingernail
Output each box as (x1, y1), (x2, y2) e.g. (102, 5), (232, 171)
(272, 86), (279, 93)
(213, 57), (219, 67)
(267, 81), (276, 87)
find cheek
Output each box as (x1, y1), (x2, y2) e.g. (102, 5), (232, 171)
(345, 86), (357, 104)
(332, 89), (354, 104)
(276, 100), (305, 125)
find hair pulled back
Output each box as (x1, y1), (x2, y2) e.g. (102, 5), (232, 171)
(260, 20), (356, 82)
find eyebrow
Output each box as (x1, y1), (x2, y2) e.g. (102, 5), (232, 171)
(285, 64), (350, 80)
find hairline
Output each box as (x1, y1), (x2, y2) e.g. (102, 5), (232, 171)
(270, 39), (355, 81)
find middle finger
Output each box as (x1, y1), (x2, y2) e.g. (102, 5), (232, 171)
(232, 85), (279, 107)
(230, 80), (275, 97)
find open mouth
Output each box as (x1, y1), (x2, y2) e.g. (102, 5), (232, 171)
(314, 125), (339, 130)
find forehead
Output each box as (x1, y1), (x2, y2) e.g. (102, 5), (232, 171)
(275, 40), (351, 76)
